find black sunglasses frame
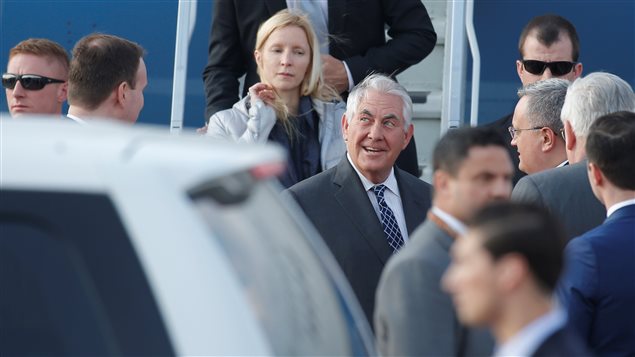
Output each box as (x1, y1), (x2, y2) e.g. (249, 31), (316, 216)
(521, 60), (576, 76)
(2, 73), (66, 91)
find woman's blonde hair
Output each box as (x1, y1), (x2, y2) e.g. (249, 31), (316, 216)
(255, 9), (340, 134)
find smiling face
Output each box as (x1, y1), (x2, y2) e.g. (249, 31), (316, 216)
(343, 90), (413, 183)
(254, 25), (311, 97)
(5, 53), (68, 116)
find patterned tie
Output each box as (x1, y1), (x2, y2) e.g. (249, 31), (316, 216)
(373, 184), (405, 253)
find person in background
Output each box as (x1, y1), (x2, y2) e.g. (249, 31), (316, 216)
(510, 78), (570, 174)
(66, 33), (147, 124)
(202, 0), (437, 178)
(3, 38), (69, 117)
(442, 202), (591, 357)
(206, 10), (345, 188)
(558, 111), (635, 356)
(285, 73), (432, 326)
(375, 126), (513, 356)
(485, 14), (583, 184)
(512, 72), (635, 240)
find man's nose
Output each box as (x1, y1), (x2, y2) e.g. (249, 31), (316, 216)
(368, 121), (383, 139)
(11, 81), (26, 97)
(541, 67), (554, 80)
(491, 178), (513, 199)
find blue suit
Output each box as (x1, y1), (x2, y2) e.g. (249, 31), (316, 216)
(557, 203), (635, 356)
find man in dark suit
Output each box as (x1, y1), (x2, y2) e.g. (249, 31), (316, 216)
(484, 14), (583, 185)
(557, 111), (635, 356)
(285, 74), (432, 325)
(202, 0), (437, 177)
(512, 72), (635, 240)
(443, 202), (591, 357)
(375, 127), (513, 356)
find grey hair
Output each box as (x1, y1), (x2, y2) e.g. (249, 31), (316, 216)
(560, 72), (635, 138)
(345, 73), (413, 131)
(517, 78), (570, 133)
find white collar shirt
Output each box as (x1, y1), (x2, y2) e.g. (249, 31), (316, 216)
(347, 153), (409, 241)
(431, 206), (467, 236)
(606, 198), (635, 218)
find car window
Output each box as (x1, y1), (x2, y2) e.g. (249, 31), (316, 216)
(192, 177), (371, 356)
(0, 190), (174, 356)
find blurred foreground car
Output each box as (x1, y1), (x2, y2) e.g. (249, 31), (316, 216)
(0, 118), (375, 356)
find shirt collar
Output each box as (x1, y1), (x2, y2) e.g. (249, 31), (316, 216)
(67, 113), (86, 124)
(346, 153), (399, 196)
(431, 206), (467, 235)
(494, 307), (566, 357)
(606, 198), (635, 218)
(556, 159), (568, 168)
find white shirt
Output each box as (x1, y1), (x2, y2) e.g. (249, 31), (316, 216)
(556, 160), (568, 168)
(431, 206), (467, 236)
(494, 308), (566, 357)
(606, 198), (635, 218)
(347, 153), (409, 241)
(66, 114), (86, 124)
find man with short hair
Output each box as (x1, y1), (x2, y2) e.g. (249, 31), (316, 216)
(442, 202), (590, 356)
(512, 72), (635, 239)
(285, 74), (432, 325)
(510, 78), (570, 174)
(558, 111), (635, 356)
(3, 38), (69, 117)
(486, 14), (583, 184)
(375, 126), (513, 356)
(67, 33), (147, 123)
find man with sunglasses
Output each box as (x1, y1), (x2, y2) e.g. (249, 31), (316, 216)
(3, 38), (69, 117)
(485, 15), (583, 184)
(67, 34), (147, 124)
(510, 78), (570, 175)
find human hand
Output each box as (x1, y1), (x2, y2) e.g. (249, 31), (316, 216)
(321, 54), (349, 93)
(248, 82), (276, 106)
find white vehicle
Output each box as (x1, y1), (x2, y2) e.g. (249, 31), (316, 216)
(0, 117), (375, 356)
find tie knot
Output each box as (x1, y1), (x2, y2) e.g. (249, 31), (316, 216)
(373, 184), (387, 198)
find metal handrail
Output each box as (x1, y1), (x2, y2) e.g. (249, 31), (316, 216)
(170, 0), (197, 133)
(465, 0), (480, 127)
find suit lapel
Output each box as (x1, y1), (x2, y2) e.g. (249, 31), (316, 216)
(332, 159), (393, 263)
(395, 169), (429, 234)
(264, 0), (286, 15)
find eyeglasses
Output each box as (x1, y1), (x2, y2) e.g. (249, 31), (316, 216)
(2, 73), (65, 91)
(508, 126), (543, 139)
(521, 60), (576, 76)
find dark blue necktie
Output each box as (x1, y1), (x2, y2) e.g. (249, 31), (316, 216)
(373, 184), (405, 253)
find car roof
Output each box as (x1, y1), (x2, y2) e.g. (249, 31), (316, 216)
(1, 116), (285, 192)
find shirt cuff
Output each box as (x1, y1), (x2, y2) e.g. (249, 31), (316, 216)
(342, 60), (355, 92)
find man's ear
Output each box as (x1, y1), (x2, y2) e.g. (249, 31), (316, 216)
(402, 123), (414, 150)
(541, 127), (557, 152)
(588, 162), (604, 187)
(564, 120), (576, 151)
(516, 60), (524, 80)
(341, 113), (349, 141)
(116, 81), (128, 106)
(57, 82), (68, 103)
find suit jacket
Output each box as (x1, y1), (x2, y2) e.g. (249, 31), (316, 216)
(285, 157), (431, 325)
(483, 112), (526, 185)
(202, 0), (437, 177)
(375, 218), (494, 356)
(557, 204), (635, 356)
(511, 160), (605, 240)
(531, 326), (593, 357)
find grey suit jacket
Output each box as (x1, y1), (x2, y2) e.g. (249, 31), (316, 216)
(511, 160), (605, 240)
(375, 218), (494, 356)
(285, 157), (432, 325)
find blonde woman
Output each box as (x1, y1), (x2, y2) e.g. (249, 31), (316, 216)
(206, 9), (345, 188)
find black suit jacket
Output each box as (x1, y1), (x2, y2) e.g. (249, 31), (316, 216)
(202, 0), (437, 177)
(285, 157), (432, 325)
(532, 327), (592, 357)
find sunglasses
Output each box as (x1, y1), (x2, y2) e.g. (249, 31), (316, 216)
(2, 73), (65, 91)
(521, 60), (576, 76)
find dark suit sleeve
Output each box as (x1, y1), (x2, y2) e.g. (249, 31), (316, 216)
(511, 175), (544, 206)
(343, 0), (437, 84)
(202, 0), (245, 120)
(557, 237), (597, 341)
